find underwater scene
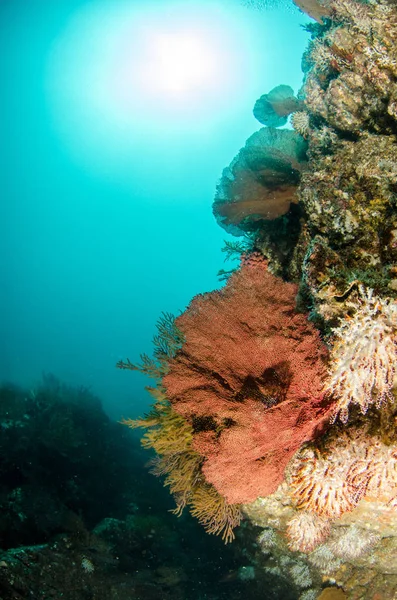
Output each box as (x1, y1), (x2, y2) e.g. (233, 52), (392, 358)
(2, 0), (397, 598)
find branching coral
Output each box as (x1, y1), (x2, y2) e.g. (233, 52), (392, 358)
(163, 254), (332, 504)
(122, 388), (242, 543)
(189, 484), (242, 544)
(324, 286), (397, 423)
(121, 388), (201, 512)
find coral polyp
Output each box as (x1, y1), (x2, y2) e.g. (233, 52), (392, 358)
(289, 442), (365, 519)
(286, 511), (331, 553)
(289, 427), (397, 523)
(324, 287), (397, 423)
(291, 111), (310, 138)
(328, 525), (381, 561)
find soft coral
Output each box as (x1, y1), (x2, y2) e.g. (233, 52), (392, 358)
(163, 255), (333, 503)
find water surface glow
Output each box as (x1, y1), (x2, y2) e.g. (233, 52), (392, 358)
(46, 0), (263, 176)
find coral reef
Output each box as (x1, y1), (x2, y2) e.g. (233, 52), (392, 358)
(225, 0), (397, 593)
(163, 254), (332, 503)
(243, 418), (397, 595)
(303, 0), (397, 134)
(122, 0), (397, 595)
(299, 132), (397, 305)
(238, 0), (397, 317)
(289, 0), (397, 324)
(244, 474), (397, 597)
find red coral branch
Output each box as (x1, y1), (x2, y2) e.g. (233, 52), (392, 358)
(163, 255), (333, 504)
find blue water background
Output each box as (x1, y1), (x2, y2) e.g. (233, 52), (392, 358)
(1, 0), (309, 420)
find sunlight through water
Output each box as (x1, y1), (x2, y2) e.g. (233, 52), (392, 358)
(46, 0), (264, 176)
(136, 30), (224, 97)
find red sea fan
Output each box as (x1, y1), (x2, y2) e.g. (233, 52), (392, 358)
(163, 255), (333, 504)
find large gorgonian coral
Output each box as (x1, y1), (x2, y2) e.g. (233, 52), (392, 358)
(324, 286), (397, 423)
(163, 254), (333, 504)
(253, 85), (301, 127)
(213, 128), (307, 236)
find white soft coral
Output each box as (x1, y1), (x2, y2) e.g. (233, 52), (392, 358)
(325, 286), (397, 423)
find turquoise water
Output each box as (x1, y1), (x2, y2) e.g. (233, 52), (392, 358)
(1, 0), (309, 419)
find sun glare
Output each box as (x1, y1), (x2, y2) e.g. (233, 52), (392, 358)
(47, 0), (258, 123)
(117, 11), (238, 113)
(143, 31), (218, 96)
(46, 0), (265, 179)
